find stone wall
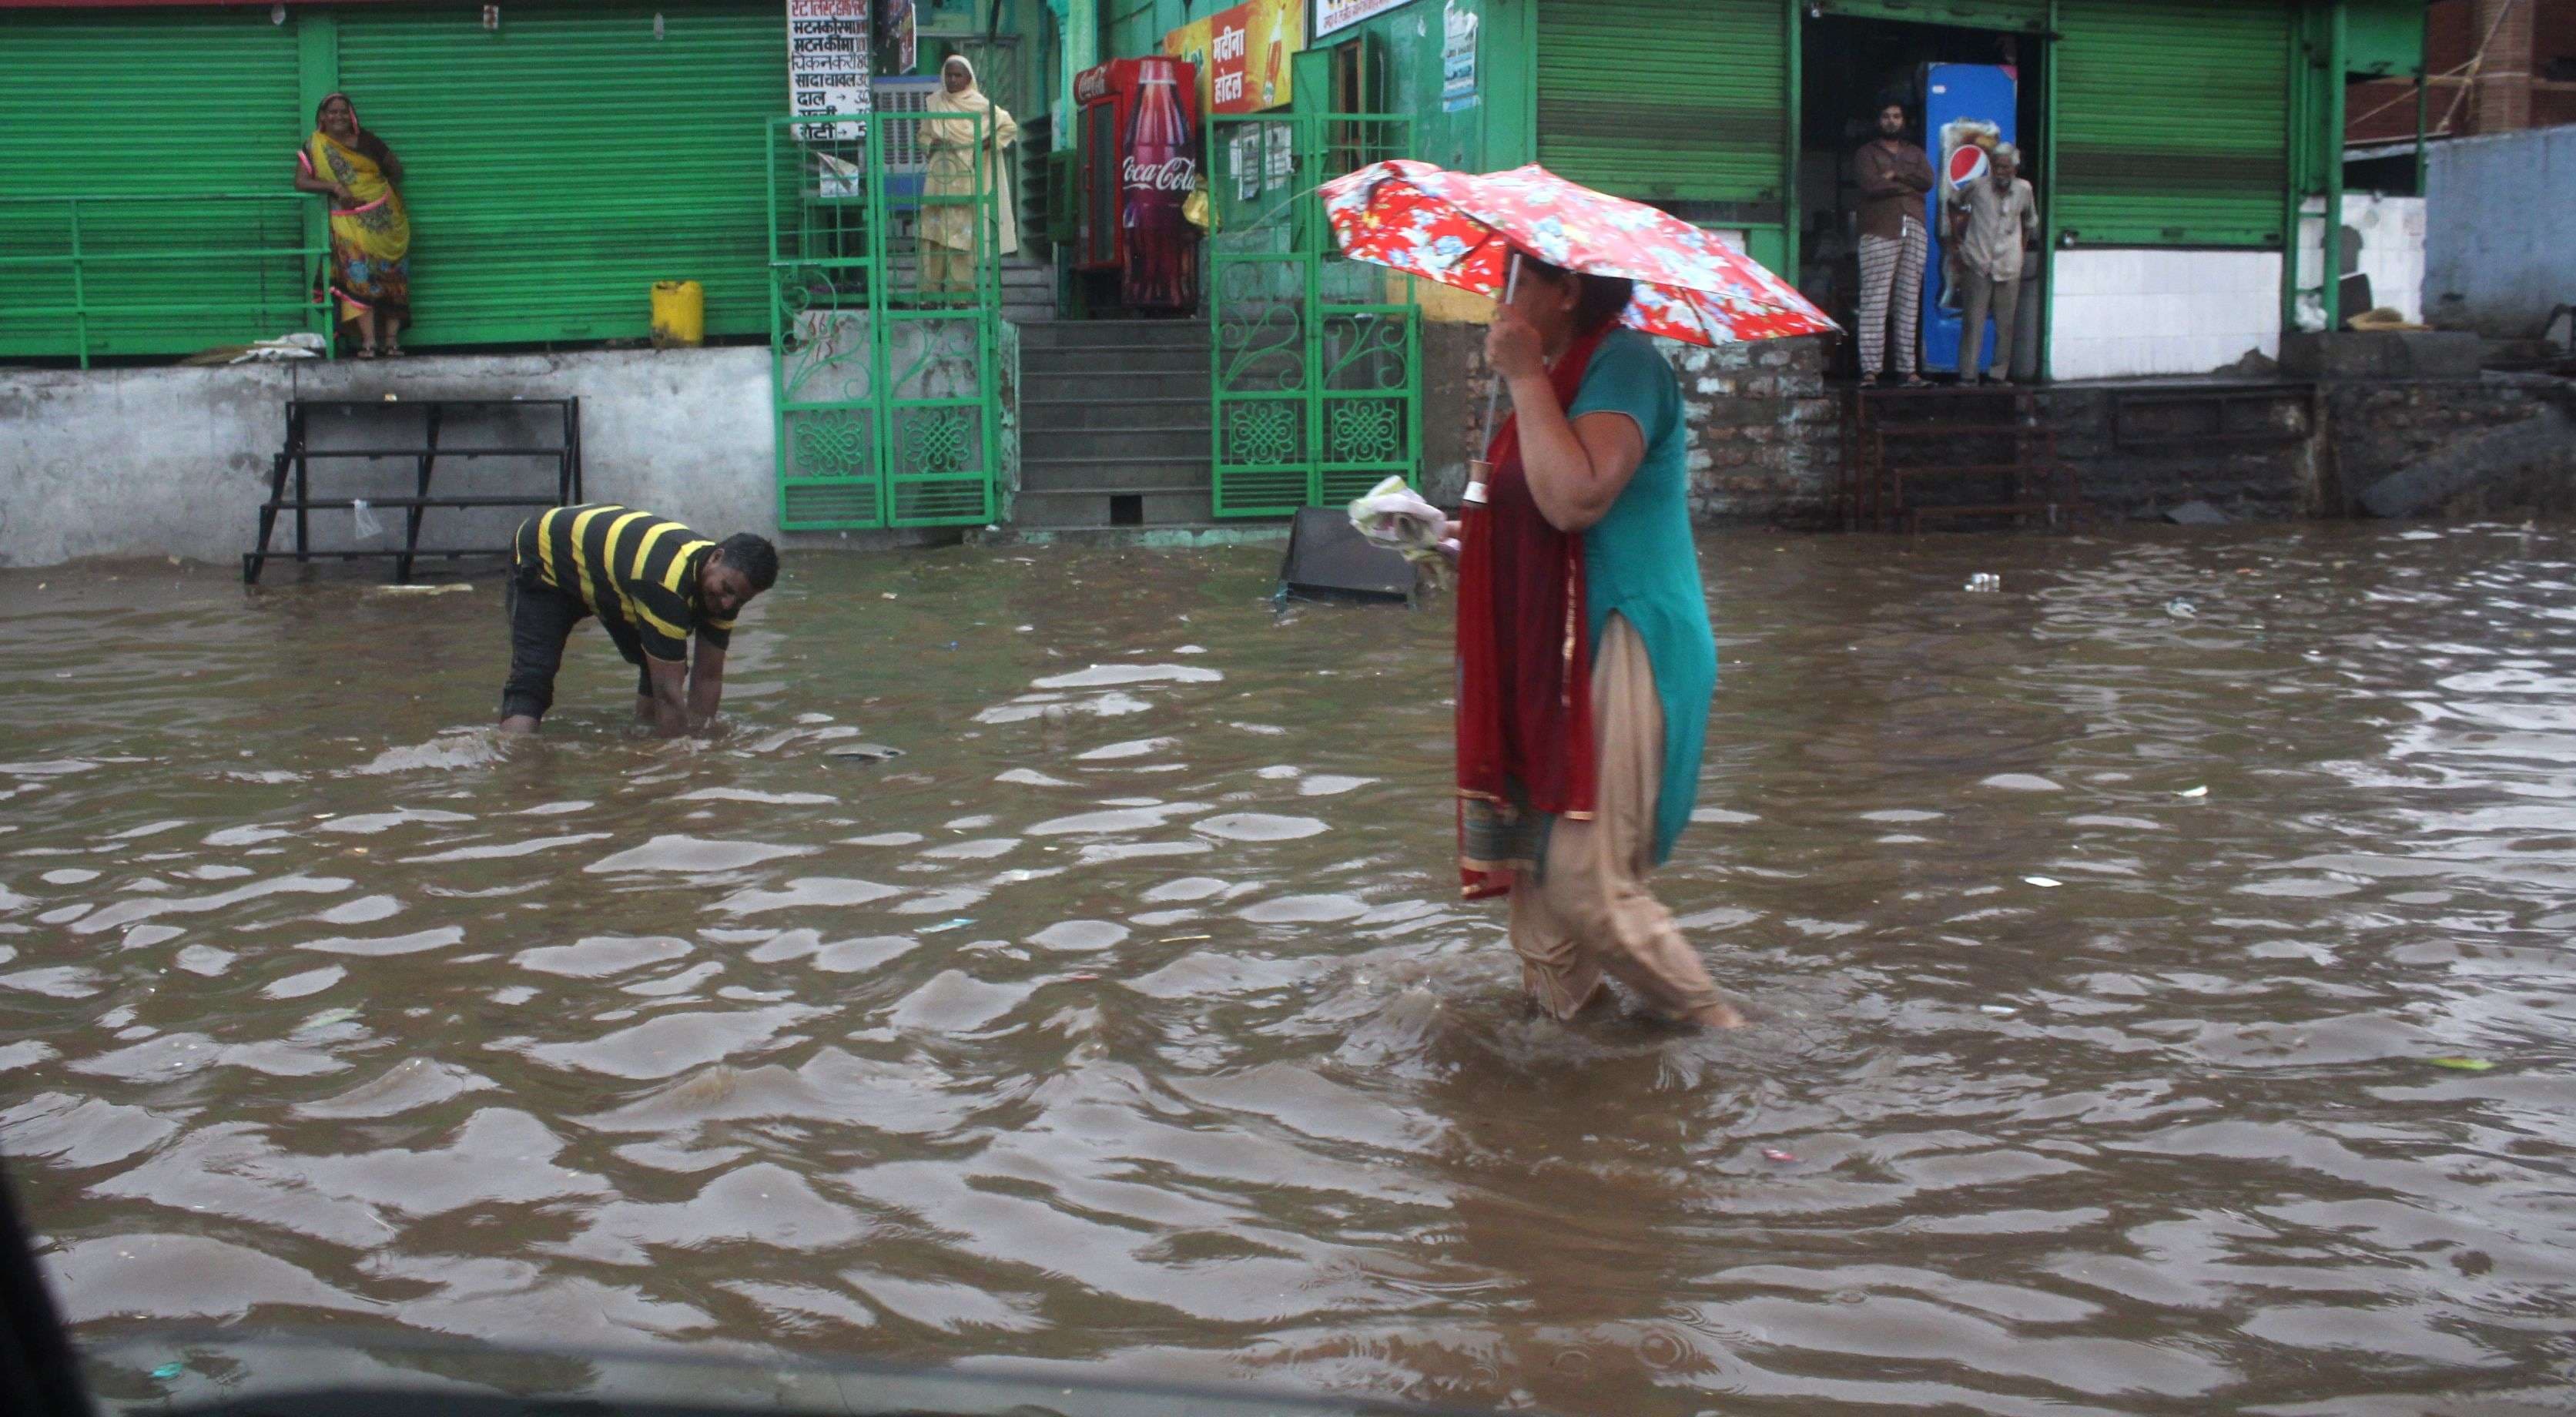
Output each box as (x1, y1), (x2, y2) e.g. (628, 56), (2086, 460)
(1670, 337), (1841, 525)
(2038, 384), (2324, 521)
(2327, 374), (2576, 518)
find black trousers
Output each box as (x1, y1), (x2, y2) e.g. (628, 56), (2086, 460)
(501, 561), (650, 720)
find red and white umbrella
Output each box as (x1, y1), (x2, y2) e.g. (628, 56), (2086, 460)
(1318, 159), (1837, 347)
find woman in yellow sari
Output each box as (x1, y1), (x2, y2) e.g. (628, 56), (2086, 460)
(293, 92), (411, 357)
(919, 55), (1019, 298)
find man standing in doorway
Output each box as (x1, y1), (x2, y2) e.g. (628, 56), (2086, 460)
(1949, 142), (2039, 384)
(1854, 100), (1935, 387)
(497, 503), (779, 738)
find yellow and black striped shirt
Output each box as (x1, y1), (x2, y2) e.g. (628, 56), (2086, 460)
(514, 504), (735, 662)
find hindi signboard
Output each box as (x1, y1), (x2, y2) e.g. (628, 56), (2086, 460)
(1169, 0), (1298, 116)
(1315, 0), (1418, 39)
(789, 0), (870, 140)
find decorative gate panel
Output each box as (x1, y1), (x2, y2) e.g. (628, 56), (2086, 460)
(1208, 113), (1418, 518)
(769, 109), (1006, 530)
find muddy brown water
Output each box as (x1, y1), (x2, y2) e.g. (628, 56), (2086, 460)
(5, 526), (2574, 1415)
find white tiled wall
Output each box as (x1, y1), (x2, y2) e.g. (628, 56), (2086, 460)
(2344, 193), (2427, 325)
(2048, 249), (2284, 381)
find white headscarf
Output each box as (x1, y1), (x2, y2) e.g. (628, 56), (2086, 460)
(931, 55), (993, 118)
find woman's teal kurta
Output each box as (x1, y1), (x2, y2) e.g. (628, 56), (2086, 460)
(1566, 327), (1717, 863)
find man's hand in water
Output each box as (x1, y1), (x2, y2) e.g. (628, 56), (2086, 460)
(687, 638), (728, 732)
(643, 657), (691, 739)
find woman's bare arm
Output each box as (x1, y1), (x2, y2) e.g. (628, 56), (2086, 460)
(1489, 307), (1644, 534)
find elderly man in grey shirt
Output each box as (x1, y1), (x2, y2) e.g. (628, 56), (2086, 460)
(1948, 142), (2039, 384)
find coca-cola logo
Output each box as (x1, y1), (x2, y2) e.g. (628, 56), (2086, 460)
(1074, 64), (1111, 105)
(1122, 156), (1199, 192)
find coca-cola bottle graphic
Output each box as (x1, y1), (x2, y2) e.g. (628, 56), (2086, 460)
(1120, 59), (1200, 311)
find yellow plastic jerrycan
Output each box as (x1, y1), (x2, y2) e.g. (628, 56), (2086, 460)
(650, 280), (705, 348)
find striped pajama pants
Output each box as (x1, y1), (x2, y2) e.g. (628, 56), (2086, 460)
(1856, 219), (1927, 377)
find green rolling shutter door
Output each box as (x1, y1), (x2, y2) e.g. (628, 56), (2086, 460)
(2055, 0), (2292, 246)
(1811, 0), (2050, 32)
(335, 2), (786, 347)
(1536, 0), (1785, 205)
(0, 9), (305, 359)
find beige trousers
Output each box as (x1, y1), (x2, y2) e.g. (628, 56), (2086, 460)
(1958, 273), (2021, 380)
(1506, 615), (1728, 1021)
(920, 244), (976, 296)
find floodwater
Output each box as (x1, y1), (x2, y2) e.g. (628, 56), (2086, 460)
(5, 525), (2575, 1416)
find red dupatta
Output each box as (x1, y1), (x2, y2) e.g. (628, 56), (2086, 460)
(1455, 323), (1612, 899)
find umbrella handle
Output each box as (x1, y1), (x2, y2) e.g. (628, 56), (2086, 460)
(1467, 252), (1521, 508)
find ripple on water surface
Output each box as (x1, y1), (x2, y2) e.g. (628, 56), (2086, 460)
(6, 529), (2576, 1415)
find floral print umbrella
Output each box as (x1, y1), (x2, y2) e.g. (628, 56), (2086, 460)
(1319, 159), (1836, 347)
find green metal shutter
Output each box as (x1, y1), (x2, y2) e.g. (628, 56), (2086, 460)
(2055, 0), (2292, 246)
(335, 2), (787, 347)
(1811, 0), (2050, 32)
(0, 9), (307, 360)
(1535, 0), (1786, 206)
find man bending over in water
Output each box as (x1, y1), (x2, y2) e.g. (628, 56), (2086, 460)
(499, 504), (778, 737)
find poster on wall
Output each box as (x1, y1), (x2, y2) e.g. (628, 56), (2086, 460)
(1440, 0), (1478, 111)
(878, 0), (916, 75)
(789, 0), (871, 141)
(1167, 0), (1301, 116)
(1315, 0), (1417, 39)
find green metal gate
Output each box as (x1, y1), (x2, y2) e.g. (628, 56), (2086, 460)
(1207, 112), (1419, 518)
(768, 107), (1008, 530)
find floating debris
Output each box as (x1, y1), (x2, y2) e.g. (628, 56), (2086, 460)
(2165, 598), (2198, 619)
(1965, 573), (2000, 593)
(826, 743), (905, 763)
(2427, 1057), (2496, 1072)
(2023, 876), (2062, 889)
(2177, 786), (2209, 799)
(1760, 1147), (1798, 1164)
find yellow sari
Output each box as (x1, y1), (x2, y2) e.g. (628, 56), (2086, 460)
(302, 129), (411, 320)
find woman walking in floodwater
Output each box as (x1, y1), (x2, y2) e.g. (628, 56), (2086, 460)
(1459, 255), (1743, 1029)
(293, 92), (411, 357)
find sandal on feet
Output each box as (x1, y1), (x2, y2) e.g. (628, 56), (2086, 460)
(353, 345), (378, 360)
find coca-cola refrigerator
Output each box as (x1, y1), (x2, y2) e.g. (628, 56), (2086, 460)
(1074, 56), (1202, 313)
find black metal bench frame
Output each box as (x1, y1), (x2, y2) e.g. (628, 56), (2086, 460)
(243, 397), (582, 584)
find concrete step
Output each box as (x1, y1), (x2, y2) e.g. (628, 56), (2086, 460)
(1017, 317), (1210, 350)
(1013, 486), (1214, 529)
(1021, 396), (1212, 434)
(1021, 353), (1211, 386)
(1021, 427), (1210, 462)
(1020, 456), (1211, 493)
(1021, 370), (1208, 404)
(974, 520), (1291, 548)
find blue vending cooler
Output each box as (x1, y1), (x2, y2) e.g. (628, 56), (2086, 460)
(1920, 62), (2018, 375)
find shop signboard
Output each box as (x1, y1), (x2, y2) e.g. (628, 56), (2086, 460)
(1167, 0), (1299, 116)
(1315, 0), (1417, 39)
(788, 0), (871, 140)
(1163, 15), (1215, 113)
